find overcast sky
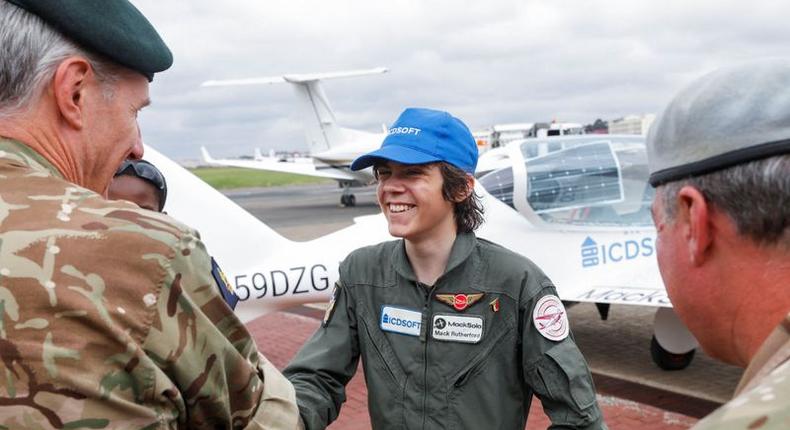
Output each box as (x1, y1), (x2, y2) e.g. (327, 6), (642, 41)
(130, 0), (790, 161)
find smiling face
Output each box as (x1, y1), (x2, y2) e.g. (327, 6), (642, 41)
(375, 161), (457, 244)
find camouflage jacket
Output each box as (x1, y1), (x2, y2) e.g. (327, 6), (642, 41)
(0, 139), (298, 429)
(692, 312), (790, 429)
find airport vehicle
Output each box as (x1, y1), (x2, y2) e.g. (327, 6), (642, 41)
(201, 68), (388, 207)
(146, 134), (700, 370)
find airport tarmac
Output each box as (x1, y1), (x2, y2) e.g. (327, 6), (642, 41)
(227, 183), (743, 418)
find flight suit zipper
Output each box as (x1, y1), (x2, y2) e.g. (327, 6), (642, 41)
(419, 281), (438, 430)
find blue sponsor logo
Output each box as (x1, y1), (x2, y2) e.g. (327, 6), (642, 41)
(380, 306), (422, 336)
(581, 237), (599, 267)
(383, 314), (420, 329)
(581, 236), (655, 268)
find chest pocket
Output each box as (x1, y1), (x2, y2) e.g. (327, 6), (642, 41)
(357, 305), (408, 385)
(537, 340), (597, 410)
(357, 305), (408, 429)
(448, 317), (515, 388)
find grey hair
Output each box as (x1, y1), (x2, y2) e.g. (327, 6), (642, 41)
(657, 154), (790, 248)
(0, 1), (121, 118)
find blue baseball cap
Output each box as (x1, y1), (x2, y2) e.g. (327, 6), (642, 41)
(350, 107), (478, 174)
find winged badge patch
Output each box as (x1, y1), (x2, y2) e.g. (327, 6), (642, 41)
(435, 293), (485, 311)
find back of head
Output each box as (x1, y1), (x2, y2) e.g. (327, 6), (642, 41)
(111, 159), (168, 212)
(648, 59), (790, 248)
(0, 0), (172, 117)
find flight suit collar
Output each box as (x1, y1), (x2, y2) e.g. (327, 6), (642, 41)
(0, 138), (65, 179)
(735, 311), (790, 395)
(391, 232), (477, 283)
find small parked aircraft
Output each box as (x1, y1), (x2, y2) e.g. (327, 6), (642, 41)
(201, 68), (388, 206)
(146, 133), (700, 370)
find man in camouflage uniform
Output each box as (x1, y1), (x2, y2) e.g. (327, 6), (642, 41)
(647, 59), (790, 429)
(0, 0), (297, 428)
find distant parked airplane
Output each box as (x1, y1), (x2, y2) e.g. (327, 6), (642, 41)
(201, 68), (388, 206)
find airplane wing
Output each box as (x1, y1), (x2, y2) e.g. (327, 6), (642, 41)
(201, 67), (387, 87)
(201, 68), (387, 156)
(200, 146), (358, 181)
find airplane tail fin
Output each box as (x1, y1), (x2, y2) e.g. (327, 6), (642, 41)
(144, 144), (290, 269)
(200, 146), (215, 164)
(254, 148), (264, 161)
(202, 67), (388, 154)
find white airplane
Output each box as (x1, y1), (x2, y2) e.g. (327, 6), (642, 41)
(145, 133), (701, 371)
(200, 68), (389, 207)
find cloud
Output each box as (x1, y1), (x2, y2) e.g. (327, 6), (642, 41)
(131, 0), (790, 160)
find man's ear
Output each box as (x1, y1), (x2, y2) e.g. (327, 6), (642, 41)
(676, 185), (713, 266)
(52, 57), (93, 130)
(453, 174), (475, 202)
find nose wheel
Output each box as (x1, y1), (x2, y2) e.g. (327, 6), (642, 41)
(340, 194), (356, 207)
(339, 182), (356, 207)
(650, 335), (695, 370)
(651, 307), (698, 370)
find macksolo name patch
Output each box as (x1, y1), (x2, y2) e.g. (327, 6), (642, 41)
(432, 314), (484, 343)
(381, 306), (422, 337)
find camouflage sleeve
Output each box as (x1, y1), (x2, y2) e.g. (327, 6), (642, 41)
(142, 232), (298, 429)
(692, 360), (790, 429)
(520, 275), (607, 430)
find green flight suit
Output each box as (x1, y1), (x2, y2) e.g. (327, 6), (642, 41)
(0, 139), (298, 429)
(285, 233), (605, 429)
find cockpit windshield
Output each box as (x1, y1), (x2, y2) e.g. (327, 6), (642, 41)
(478, 136), (654, 226)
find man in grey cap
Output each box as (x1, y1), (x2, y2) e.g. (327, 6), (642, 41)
(0, 1), (297, 428)
(647, 59), (789, 429)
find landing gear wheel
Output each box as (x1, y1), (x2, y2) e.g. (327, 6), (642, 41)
(340, 194), (356, 207)
(650, 335), (695, 371)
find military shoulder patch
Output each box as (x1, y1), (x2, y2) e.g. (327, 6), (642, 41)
(211, 257), (238, 310)
(323, 283), (341, 327)
(532, 295), (568, 341)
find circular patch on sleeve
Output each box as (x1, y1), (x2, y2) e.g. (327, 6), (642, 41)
(532, 295), (569, 341)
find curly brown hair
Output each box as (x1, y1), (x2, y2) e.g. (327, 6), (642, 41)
(438, 163), (485, 233)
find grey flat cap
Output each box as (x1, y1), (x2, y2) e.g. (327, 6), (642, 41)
(647, 59), (790, 186)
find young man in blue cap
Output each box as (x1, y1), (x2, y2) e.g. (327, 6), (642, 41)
(285, 108), (605, 429)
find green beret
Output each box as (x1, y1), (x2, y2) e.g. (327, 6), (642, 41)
(7, 0), (172, 81)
